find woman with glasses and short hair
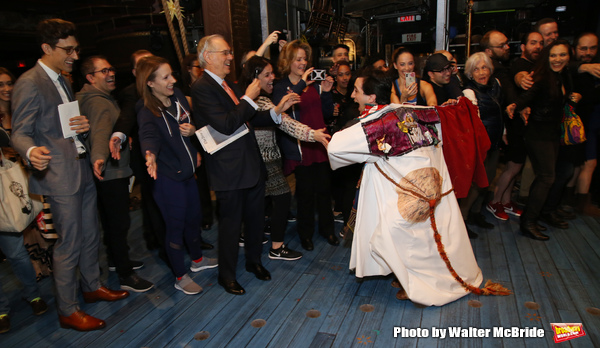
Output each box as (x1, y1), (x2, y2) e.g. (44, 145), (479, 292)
(460, 52), (506, 233)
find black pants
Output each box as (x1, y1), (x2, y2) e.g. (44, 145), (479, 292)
(542, 147), (575, 214)
(267, 192), (291, 243)
(130, 137), (166, 249)
(523, 139), (559, 222)
(332, 164), (362, 224)
(295, 162), (334, 240)
(195, 162), (214, 226)
(215, 179), (265, 281)
(97, 177), (133, 278)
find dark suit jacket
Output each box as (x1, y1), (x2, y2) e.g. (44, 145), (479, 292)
(113, 83), (138, 136)
(191, 72), (275, 191)
(11, 62), (88, 196)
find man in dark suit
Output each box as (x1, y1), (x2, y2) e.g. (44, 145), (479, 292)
(191, 34), (298, 295)
(11, 18), (128, 331)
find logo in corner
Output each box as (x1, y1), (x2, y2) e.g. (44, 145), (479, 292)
(550, 323), (586, 343)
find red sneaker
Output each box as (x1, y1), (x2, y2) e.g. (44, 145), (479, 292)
(486, 202), (509, 221)
(503, 202), (523, 217)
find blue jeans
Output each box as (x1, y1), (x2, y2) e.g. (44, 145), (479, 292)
(0, 232), (40, 315)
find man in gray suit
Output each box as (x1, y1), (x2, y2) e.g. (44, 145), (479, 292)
(10, 18), (129, 331)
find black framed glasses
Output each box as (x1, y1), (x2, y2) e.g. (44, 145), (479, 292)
(432, 66), (453, 73)
(207, 50), (234, 56)
(89, 67), (116, 75)
(54, 45), (81, 55)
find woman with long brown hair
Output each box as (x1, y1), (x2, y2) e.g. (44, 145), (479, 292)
(137, 56), (217, 295)
(508, 39), (581, 240)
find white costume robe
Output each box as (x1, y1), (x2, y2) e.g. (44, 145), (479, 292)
(328, 104), (482, 306)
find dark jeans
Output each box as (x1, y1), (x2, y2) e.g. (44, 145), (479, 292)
(460, 149), (500, 217)
(97, 177), (133, 278)
(542, 148), (575, 214)
(295, 162), (334, 240)
(153, 175), (203, 278)
(523, 139), (559, 222)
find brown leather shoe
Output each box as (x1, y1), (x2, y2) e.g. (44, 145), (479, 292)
(82, 286), (129, 303)
(59, 310), (105, 331)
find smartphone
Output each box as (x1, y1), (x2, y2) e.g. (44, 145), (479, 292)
(405, 72), (416, 87)
(310, 69), (327, 81)
(277, 30), (287, 42)
(254, 68), (260, 79)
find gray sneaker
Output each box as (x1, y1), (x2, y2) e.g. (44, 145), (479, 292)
(174, 274), (203, 295)
(190, 257), (218, 272)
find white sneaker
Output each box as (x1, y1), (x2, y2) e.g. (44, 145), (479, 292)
(174, 274), (203, 295)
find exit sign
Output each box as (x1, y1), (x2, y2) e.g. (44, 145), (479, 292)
(402, 33), (422, 43)
(397, 15), (421, 23)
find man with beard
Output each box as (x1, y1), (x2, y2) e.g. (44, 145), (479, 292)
(513, 32), (544, 91)
(572, 32), (600, 215)
(480, 30), (514, 101)
(486, 32), (543, 222)
(77, 56), (154, 292)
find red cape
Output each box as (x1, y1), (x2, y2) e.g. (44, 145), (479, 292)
(436, 97), (491, 198)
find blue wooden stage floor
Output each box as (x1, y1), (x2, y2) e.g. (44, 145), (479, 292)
(1, 208), (599, 347)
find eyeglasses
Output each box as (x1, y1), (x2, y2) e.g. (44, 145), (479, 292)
(207, 50), (234, 56)
(432, 66), (452, 73)
(89, 67), (116, 75)
(54, 45), (81, 55)
(489, 42), (509, 49)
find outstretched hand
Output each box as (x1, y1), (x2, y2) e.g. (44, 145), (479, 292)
(313, 127), (331, 148)
(505, 103), (516, 119)
(109, 136), (122, 160)
(93, 159), (105, 180)
(274, 93), (301, 115)
(145, 150), (157, 179)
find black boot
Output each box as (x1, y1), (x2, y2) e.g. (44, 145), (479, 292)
(520, 221), (549, 241)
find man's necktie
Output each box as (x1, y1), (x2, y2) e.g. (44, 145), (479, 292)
(58, 75), (74, 102)
(222, 80), (240, 105)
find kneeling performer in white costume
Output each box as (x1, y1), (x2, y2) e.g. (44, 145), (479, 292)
(328, 68), (510, 306)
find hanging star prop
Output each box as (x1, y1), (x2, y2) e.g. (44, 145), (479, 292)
(161, 0), (185, 21)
